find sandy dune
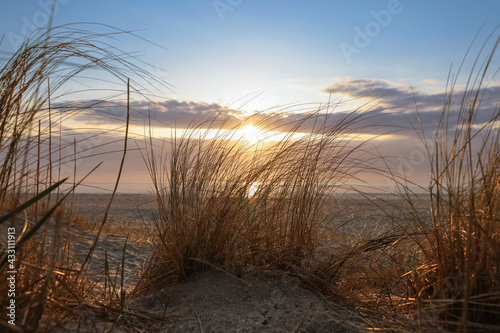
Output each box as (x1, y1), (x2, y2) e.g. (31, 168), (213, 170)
(54, 193), (429, 332)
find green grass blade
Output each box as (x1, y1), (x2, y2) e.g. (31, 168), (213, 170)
(120, 232), (130, 308)
(0, 178), (68, 225)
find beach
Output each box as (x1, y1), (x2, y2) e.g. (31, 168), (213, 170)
(51, 193), (430, 332)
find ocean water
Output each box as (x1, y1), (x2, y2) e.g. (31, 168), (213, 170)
(69, 191), (431, 239)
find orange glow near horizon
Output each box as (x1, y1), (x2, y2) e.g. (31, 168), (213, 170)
(67, 121), (402, 144)
(68, 122), (280, 143)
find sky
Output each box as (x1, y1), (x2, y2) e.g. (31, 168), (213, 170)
(1, 1), (500, 192)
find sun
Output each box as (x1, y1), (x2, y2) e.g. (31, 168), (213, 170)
(239, 124), (262, 145)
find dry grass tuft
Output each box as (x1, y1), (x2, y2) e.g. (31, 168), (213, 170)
(347, 32), (500, 332)
(402, 34), (500, 331)
(135, 108), (376, 292)
(0, 25), (162, 332)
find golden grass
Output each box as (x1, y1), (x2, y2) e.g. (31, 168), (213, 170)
(399, 35), (500, 331)
(334, 32), (500, 332)
(135, 109), (375, 292)
(0, 23), (499, 333)
(0, 25), (162, 332)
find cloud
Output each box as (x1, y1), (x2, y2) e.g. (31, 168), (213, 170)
(54, 78), (500, 145)
(55, 99), (244, 129)
(322, 77), (500, 127)
(323, 78), (444, 112)
(44, 78), (500, 192)
(56, 98), (401, 138)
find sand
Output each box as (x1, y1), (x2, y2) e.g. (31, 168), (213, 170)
(49, 193), (429, 332)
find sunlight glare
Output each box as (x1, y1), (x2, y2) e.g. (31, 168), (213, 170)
(239, 124), (262, 145)
(247, 182), (260, 198)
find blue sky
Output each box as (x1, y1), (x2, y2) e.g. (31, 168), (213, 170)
(2, 0), (499, 110)
(1, 1), (499, 191)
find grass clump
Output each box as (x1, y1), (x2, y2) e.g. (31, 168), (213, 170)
(403, 35), (500, 331)
(136, 108), (375, 291)
(0, 25), (160, 332)
(347, 33), (500, 332)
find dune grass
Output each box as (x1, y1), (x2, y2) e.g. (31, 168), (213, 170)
(398, 35), (500, 331)
(0, 25), (161, 332)
(1, 23), (499, 333)
(335, 33), (500, 332)
(135, 108), (376, 291)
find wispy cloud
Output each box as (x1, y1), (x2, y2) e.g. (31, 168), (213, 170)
(323, 77), (500, 115)
(52, 77), (500, 189)
(55, 78), (500, 143)
(57, 99), (244, 129)
(323, 78), (443, 112)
